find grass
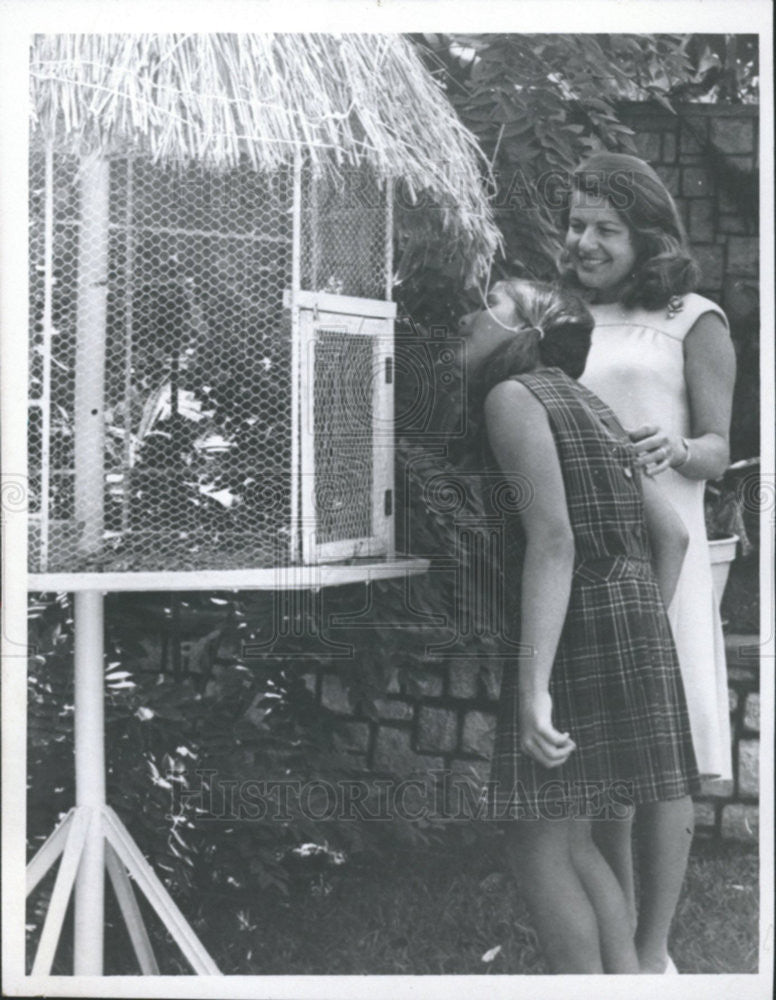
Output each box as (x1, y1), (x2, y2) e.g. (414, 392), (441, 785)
(32, 829), (758, 975)
(190, 832), (758, 976)
(671, 837), (760, 974)
(215, 834), (547, 975)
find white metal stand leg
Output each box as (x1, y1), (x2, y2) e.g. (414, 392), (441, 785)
(26, 808), (76, 897)
(25, 590), (221, 976)
(102, 807), (219, 975)
(105, 841), (159, 975)
(30, 808), (91, 976)
(73, 591), (105, 974)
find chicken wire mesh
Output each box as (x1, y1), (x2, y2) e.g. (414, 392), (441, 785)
(28, 149), (392, 574)
(301, 168), (389, 298)
(313, 328), (375, 546)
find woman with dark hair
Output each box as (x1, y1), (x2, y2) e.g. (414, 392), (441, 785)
(459, 278), (699, 973)
(560, 152), (736, 973)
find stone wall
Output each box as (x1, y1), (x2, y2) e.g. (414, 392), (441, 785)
(618, 102), (760, 466)
(308, 657), (499, 789)
(302, 631), (759, 842)
(618, 102), (759, 313)
(694, 634), (760, 841)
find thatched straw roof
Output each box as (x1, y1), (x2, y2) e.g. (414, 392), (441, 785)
(30, 33), (500, 276)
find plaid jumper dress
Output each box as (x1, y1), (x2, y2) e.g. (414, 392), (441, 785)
(485, 368), (700, 819)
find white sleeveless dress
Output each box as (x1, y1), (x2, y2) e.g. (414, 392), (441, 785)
(580, 292), (733, 779)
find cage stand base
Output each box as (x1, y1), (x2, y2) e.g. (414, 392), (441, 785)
(26, 589), (220, 977)
(26, 804), (221, 976)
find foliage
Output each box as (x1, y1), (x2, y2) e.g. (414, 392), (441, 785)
(671, 35), (759, 103)
(27, 588), (449, 914)
(108, 271), (294, 569)
(703, 458), (759, 634)
(704, 458), (759, 551)
(728, 293), (760, 463)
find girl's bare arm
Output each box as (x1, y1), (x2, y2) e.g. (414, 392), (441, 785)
(485, 380), (577, 767)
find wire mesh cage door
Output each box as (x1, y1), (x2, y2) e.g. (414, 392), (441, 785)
(296, 292), (396, 564)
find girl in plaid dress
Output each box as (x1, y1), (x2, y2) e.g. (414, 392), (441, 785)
(458, 278), (699, 973)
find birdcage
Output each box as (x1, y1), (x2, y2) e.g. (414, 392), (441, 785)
(26, 33), (501, 592)
(28, 145), (402, 584)
(21, 34), (501, 978)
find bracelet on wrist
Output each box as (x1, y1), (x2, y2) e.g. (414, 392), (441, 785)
(674, 437), (691, 469)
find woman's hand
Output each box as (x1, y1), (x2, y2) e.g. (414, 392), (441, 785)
(519, 690), (576, 768)
(629, 424), (686, 476)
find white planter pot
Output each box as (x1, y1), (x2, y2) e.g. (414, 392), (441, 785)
(709, 535), (739, 609)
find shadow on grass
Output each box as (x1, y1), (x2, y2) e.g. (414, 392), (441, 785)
(201, 833), (757, 975)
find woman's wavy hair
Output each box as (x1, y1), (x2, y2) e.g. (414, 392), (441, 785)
(558, 152), (701, 310)
(473, 279), (594, 400)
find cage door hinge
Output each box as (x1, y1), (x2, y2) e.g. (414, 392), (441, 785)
(384, 489), (393, 517)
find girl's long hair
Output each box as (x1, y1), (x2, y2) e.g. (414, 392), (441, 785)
(473, 279), (594, 401)
(558, 152), (701, 311)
